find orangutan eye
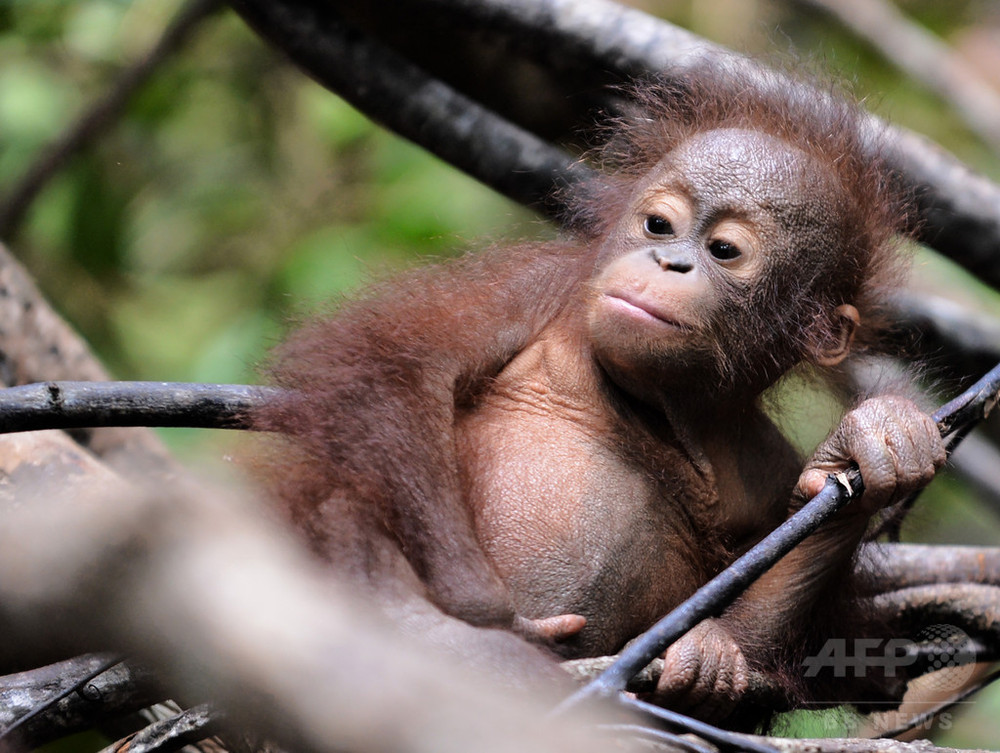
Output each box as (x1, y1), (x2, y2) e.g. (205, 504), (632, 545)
(644, 215), (673, 236)
(709, 239), (742, 261)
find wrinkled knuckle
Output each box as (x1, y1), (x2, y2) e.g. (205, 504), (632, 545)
(732, 670), (749, 696)
(663, 643), (699, 682)
(660, 658), (698, 693)
(860, 465), (895, 504)
(857, 445), (894, 478)
(735, 650), (749, 676)
(842, 410), (867, 435)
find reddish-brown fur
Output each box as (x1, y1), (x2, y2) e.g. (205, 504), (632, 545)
(253, 66), (943, 720)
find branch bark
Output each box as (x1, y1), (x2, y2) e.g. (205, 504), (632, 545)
(98, 704), (222, 753)
(887, 292), (1000, 383)
(1, 421), (992, 753)
(0, 381), (277, 433)
(863, 543), (1000, 590)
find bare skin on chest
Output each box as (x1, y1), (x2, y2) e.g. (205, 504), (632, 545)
(458, 333), (789, 656)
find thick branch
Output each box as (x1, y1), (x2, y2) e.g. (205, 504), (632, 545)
(0, 656), (160, 751)
(400, 0), (1000, 281)
(228, 0), (590, 220)
(229, 0), (1000, 286)
(863, 543), (1000, 590)
(874, 583), (1000, 644)
(887, 291), (1000, 382)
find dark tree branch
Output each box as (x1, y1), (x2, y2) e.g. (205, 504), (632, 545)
(397, 0), (1000, 285)
(0, 0), (225, 241)
(227, 0), (591, 221)
(887, 291), (1000, 382)
(0, 656), (160, 751)
(559, 360), (1000, 712)
(863, 543), (1000, 590)
(229, 0), (1000, 287)
(875, 583), (1000, 643)
(0, 382), (278, 433)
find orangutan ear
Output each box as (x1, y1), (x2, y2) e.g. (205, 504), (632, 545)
(813, 304), (860, 367)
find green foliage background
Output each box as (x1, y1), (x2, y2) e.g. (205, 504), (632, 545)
(3, 0), (1000, 746)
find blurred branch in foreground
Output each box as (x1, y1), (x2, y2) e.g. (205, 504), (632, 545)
(0, 454), (625, 753)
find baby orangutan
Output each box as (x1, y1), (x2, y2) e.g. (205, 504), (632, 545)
(255, 69), (945, 723)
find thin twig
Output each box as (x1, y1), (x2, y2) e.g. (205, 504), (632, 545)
(1, 295), (1000, 444)
(614, 695), (779, 753)
(558, 359), (1000, 711)
(0, 0), (225, 240)
(0, 655), (126, 749)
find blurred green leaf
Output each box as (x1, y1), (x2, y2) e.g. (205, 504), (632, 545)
(0, 60), (75, 146)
